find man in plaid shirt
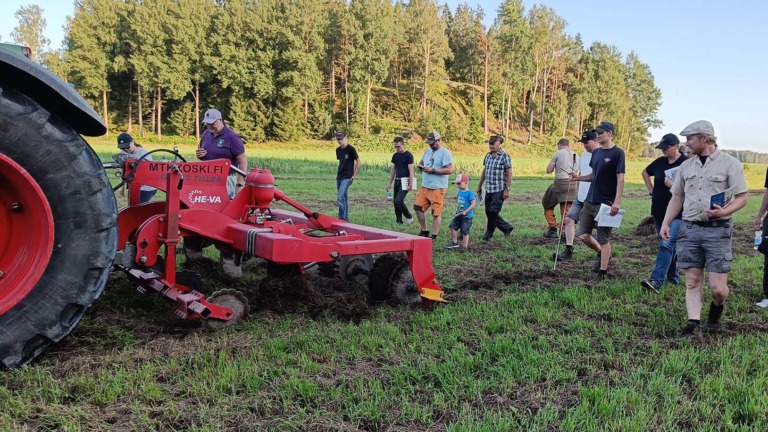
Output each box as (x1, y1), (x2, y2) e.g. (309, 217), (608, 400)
(476, 136), (514, 241)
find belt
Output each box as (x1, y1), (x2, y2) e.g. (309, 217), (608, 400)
(687, 219), (731, 228)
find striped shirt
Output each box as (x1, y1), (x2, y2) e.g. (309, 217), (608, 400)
(482, 150), (512, 193)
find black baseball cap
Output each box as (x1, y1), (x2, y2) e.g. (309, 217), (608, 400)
(485, 136), (504, 144)
(655, 133), (680, 149)
(335, 131), (346, 140)
(579, 130), (598, 143)
(117, 132), (133, 149)
(595, 121), (616, 134)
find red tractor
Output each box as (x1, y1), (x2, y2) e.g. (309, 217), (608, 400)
(0, 48), (444, 368)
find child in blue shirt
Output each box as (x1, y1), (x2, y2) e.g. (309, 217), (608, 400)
(447, 173), (477, 250)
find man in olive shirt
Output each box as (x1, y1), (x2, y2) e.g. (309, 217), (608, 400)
(661, 120), (748, 339)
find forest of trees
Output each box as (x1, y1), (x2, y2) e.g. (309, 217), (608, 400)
(11, 0), (667, 157)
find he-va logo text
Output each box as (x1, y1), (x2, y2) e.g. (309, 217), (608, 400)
(188, 189), (222, 204)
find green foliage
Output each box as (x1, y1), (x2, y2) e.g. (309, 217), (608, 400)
(229, 96), (268, 143)
(10, 4), (49, 62)
(271, 101), (306, 142)
(166, 100), (194, 137)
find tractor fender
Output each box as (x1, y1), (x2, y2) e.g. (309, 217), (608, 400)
(0, 48), (106, 137)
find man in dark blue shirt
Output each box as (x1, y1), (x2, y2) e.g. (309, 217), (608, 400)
(386, 137), (415, 225)
(571, 121), (626, 286)
(335, 132), (361, 221)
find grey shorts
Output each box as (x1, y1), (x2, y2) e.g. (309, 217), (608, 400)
(578, 201), (612, 245)
(567, 200), (584, 222)
(676, 222), (733, 273)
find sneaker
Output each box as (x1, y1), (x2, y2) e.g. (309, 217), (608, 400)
(667, 278), (680, 285)
(542, 228), (558, 239)
(503, 227), (514, 237)
(396, 220), (403, 225)
(591, 254), (602, 273)
(418, 230), (430, 237)
(405, 218), (414, 225)
(551, 249), (573, 262)
(681, 322), (703, 341)
(446, 241), (460, 249)
(641, 279), (661, 294)
(756, 299), (768, 308)
(703, 320), (720, 334)
(586, 271), (604, 288)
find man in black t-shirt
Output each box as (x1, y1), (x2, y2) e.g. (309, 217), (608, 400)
(335, 132), (361, 221)
(640, 133), (688, 293)
(386, 137), (415, 225)
(571, 121), (626, 286)
(755, 167), (768, 307)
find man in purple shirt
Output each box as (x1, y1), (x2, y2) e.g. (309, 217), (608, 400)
(196, 108), (248, 199)
(187, 108), (249, 278)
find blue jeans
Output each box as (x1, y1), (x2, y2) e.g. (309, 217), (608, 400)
(651, 216), (681, 284)
(336, 178), (353, 221)
(140, 189), (157, 204)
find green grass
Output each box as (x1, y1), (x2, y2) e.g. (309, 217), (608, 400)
(2, 142), (768, 430)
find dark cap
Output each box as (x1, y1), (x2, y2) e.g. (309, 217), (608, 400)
(579, 130), (598, 143)
(655, 133), (680, 150)
(393, 136), (404, 144)
(335, 131), (346, 140)
(485, 135), (504, 145)
(594, 121), (616, 134)
(117, 132), (133, 149)
(426, 131), (441, 144)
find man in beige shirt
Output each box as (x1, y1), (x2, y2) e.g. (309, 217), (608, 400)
(661, 120), (748, 339)
(543, 138), (578, 238)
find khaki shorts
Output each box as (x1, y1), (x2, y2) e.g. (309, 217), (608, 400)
(414, 187), (447, 216)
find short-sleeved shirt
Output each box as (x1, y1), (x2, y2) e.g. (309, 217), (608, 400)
(199, 126), (245, 166)
(576, 151), (593, 202)
(482, 150), (512, 193)
(420, 146), (453, 189)
(585, 145), (626, 205)
(550, 148), (578, 180)
(391, 151), (414, 178)
(645, 155), (688, 218)
(670, 149), (748, 222)
(336, 144), (359, 179)
(456, 189), (476, 218)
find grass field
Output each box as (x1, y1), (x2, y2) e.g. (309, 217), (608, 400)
(2, 141), (768, 431)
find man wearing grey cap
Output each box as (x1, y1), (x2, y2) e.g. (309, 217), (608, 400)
(640, 133), (687, 293)
(476, 135), (514, 241)
(413, 131), (454, 239)
(660, 120), (748, 339)
(188, 108), (248, 278)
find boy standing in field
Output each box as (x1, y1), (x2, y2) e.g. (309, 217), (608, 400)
(446, 173), (476, 251)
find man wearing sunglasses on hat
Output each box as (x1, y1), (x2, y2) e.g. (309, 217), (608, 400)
(414, 131), (454, 239)
(570, 121), (625, 287)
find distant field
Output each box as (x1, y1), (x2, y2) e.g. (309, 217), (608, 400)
(3, 138), (765, 430)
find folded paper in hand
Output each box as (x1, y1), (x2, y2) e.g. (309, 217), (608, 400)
(595, 203), (626, 228)
(664, 167), (680, 181)
(710, 185), (736, 210)
(400, 178), (418, 191)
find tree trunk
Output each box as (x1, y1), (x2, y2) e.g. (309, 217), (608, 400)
(344, 65), (349, 126)
(304, 96), (309, 122)
(483, 43), (489, 134)
(156, 85), (162, 140)
(329, 57), (335, 114)
(194, 81), (200, 141)
(102, 90), (109, 134)
(138, 82), (144, 138)
(365, 78), (372, 134)
(127, 81), (132, 133)
(422, 43), (430, 113)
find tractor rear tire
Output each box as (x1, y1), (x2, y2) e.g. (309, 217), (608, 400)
(0, 84), (117, 368)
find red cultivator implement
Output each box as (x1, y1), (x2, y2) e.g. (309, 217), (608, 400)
(111, 153), (446, 326)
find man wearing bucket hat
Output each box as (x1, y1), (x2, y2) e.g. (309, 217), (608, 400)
(413, 131), (454, 239)
(660, 120), (747, 339)
(476, 135), (514, 241)
(639, 133), (688, 293)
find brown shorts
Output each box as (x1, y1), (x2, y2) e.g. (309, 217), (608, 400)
(414, 187), (447, 216)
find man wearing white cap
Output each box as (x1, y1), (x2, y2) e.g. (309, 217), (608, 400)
(188, 108), (249, 278)
(660, 120), (748, 339)
(196, 108), (248, 199)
